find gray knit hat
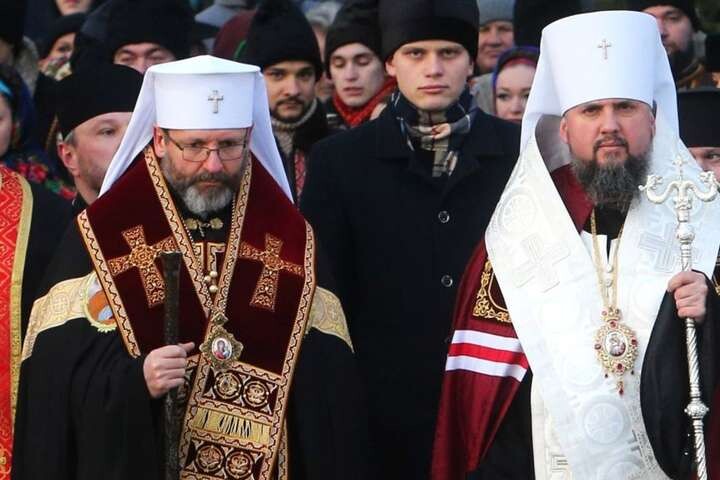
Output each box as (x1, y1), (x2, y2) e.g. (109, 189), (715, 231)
(476, 0), (514, 26)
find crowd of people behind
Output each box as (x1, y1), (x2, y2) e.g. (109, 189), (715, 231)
(1, 0), (718, 206)
(2, 0), (720, 478)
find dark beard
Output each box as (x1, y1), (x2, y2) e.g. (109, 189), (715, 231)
(570, 148), (651, 211)
(668, 41), (695, 81)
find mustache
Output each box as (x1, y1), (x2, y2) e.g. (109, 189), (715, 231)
(593, 135), (628, 153)
(189, 171), (236, 188)
(277, 96), (304, 108)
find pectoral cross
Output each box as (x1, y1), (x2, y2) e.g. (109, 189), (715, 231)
(107, 225), (175, 307)
(597, 39), (612, 60)
(208, 90), (224, 114)
(239, 234), (303, 311)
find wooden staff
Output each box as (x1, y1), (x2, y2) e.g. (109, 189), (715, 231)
(161, 252), (182, 480)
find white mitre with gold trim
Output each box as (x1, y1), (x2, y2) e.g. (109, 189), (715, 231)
(100, 55), (292, 200)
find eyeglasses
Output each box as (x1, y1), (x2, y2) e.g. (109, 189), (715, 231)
(163, 130), (249, 162)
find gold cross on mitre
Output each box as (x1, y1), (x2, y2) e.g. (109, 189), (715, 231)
(597, 39), (612, 60)
(208, 90), (224, 114)
(239, 234), (303, 311)
(107, 225), (176, 307)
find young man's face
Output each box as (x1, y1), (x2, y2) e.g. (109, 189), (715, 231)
(476, 20), (514, 73)
(114, 43), (176, 74)
(58, 111), (132, 203)
(263, 61), (317, 122)
(386, 40), (473, 112)
(329, 43), (386, 108)
(644, 6), (694, 57)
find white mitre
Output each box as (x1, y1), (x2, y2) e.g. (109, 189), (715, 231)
(521, 10), (677, 151)
(100, 55), (292, 201)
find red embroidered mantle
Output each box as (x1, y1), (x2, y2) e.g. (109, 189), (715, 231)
(0, 167), (32, 479)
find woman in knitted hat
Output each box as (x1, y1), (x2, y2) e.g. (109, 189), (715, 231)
(492, 45), (538, 123)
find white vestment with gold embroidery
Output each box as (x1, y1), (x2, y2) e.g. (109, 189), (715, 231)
(486, 115), (720, 479)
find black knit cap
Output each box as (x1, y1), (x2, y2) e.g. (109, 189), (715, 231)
(238, 0), (323, 79)
(38, 13), (86, 59)
(379, 0), (478, 61)
(678, 89), (720, 148)
(625, 0), (701, 30)
(56, 64), (142, 137)
(706, 33), (720, 73)
(105, 0), (193, 60)
(0, 0), (26, 51)
(324, 0), (381, 75)
(513, 0), (583, 48)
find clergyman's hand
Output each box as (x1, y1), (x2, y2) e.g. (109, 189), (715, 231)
(143, 342), (195, 399)
(667, 271), (709, 324)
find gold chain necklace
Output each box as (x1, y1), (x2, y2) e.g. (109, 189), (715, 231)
(590, 209), (639, 395)
(179, 197), (236, 295)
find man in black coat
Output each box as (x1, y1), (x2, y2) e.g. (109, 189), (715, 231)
(239, 0), (332, 202)
(300, 1), (520, 478)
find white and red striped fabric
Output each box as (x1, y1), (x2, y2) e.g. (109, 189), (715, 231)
(445, 330), (528, 382)
(430, 242), (529, 480)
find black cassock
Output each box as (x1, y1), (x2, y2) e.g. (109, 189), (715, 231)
(12, 204), (370, 480)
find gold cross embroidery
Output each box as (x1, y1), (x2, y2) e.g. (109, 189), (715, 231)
(239, 234), (303, 311)
(107, 225), (176, 307)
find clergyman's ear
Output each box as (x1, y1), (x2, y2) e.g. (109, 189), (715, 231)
(57, 138), (79, 177)
(153, 126), (167, 157)
(558, 116), (569, 145)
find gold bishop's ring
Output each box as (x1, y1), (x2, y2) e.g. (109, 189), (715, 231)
(200, 312), (244, 371)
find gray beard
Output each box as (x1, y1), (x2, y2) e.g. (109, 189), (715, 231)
(160, 156), (241, 218)
(570, 146), (651, 211)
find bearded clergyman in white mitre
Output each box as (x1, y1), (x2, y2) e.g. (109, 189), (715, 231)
(432, 10), (720, 480)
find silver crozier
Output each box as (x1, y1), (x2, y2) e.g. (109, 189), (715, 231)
(639, 151), (719, 480)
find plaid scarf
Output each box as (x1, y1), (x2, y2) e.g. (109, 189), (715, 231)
(389, 88), (476, 177)
(271, 98), (319, 159)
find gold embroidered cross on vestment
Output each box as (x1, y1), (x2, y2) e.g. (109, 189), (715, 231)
(107, 225), (175, 307)
(239, 234), (303, 311)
